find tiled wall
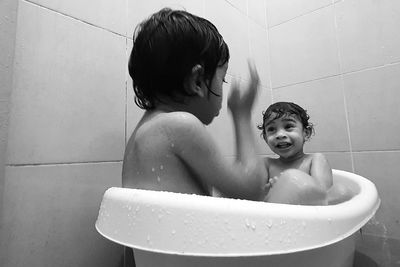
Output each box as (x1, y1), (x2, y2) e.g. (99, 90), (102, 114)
(0, 0), (19, 265)
(1, 0), (399, 266)
(265, 0), (400, 265)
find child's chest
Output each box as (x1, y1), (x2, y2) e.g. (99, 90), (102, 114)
(267, 155), (313, 178)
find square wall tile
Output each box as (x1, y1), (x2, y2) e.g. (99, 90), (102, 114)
(1, 162), (123, 267)
(335, 0), (386, 73)
(205, 0), (250, 77)
(343, 64), (400, 151)
(269, 5), (340, 88)
(27, 0), (126, 36)
(353, 151), (400, 239)
(127, 0), (205, 38)
(7, 1), (126, 164)
(272, 76), (350, 152)
(266, 0), (332, 27)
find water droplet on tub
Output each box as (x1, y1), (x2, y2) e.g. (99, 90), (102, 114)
(266, 220), (273, 228)
(160, 165), (164, 170)
(251, 223), (256, 231)
(171, 143), (175, 148)
(152, 167), (155, 172)
(171, 230), (176, 235)
(245, 218), (250, 228)
(157, 176), (161, 182)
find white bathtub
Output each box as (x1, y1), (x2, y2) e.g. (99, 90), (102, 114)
(95, 169), (380, 267)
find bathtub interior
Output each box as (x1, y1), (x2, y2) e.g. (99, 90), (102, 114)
(95, 170), (380, 257)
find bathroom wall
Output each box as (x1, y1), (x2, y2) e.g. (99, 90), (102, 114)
(0, 0), (19, 262)
(264, 1), (400, 266)
(1, 0), (399, 266)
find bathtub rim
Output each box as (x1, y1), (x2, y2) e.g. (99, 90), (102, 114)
(95, 169), (380, 257)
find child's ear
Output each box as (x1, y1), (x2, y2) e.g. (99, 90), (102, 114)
(184, 64), (206, 97)
(304, 127), (312, 141)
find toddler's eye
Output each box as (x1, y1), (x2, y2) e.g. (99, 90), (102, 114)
(266, 127), (275, 133)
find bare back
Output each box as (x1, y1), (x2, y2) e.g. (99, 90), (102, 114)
(122, 110), (210, 195)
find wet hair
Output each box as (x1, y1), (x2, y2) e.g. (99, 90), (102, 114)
(128, 8), (230, 110)
(257, 102), (315, 139)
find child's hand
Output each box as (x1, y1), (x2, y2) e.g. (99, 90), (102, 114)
(228, 61), (259, 115)
(265, 176), (278, 189)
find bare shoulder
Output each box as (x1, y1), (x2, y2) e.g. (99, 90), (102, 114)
(158, 112), (204, 131)
(135, 111), (204, 139)
(311, 152), (329, 165)
(310, 152), (333, 188)
(158, 111), (208, 141)
(134, 111), (212, 155)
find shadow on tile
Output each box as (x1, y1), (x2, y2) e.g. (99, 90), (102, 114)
(353, 250), (379, 267)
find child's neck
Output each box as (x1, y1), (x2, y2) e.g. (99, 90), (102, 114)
(155, 99), (192, 113)
(278, 151), (306, 164)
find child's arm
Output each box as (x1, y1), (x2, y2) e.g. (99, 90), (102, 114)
(170, 62), (268, 200)
(310, 153), (333, 190)
(171, 114), (268, 200)
(228, 62), (259, 165)
(227, 61), (270, 198)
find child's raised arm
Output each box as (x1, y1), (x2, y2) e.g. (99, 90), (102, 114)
(227, 61), (269, 198)
(169, 62), (269, 200)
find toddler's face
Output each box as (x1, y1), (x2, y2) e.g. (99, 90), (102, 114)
(263, 114), (307, 159)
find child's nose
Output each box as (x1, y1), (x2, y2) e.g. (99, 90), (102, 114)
(276, 129), (287, 139)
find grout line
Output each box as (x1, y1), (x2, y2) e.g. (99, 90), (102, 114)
(263, 0), (274, 103)
(225, 0), (246, 16)
(351, 149), (400, 153)
(270, 60), (400, 90)
(23, 0), (126, 38)
(258, 150), (400, 156)
(7, 160), (123, 168)
(332, 1), (355, 173)
(268, 2), (334, 29)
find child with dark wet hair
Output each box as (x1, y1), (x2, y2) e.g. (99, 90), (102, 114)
(258, 102), (344, 205)
(123, 8), (268, 201)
